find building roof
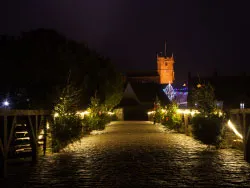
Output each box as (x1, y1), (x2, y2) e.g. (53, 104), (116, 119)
(118, 82), (169, 107)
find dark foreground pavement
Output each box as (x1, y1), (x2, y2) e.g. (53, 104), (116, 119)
(1, 121), (250, 187)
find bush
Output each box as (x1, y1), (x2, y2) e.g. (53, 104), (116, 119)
(191, 114), (224, 146)
(162, 113), (182, 130)
(52, 116), (83, 152)
(83, 113), (111, 131)
(162, 103), (182, 130)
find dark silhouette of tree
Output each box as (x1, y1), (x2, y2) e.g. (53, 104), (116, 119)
(0, 29), (123, 109)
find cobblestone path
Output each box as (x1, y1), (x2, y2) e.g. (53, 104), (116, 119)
(2, 121), (250, 187)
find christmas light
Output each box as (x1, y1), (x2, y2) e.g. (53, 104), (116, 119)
(163, 83), (175, 101)
(227, 120), (243, 139)
(76, 110), (90, 119)
(54, 113), (59, 118)
(147, 111), (155, 115)
(107, 111), (115, 115)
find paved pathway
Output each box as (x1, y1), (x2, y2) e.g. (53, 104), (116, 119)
(2, 121), (250, 187)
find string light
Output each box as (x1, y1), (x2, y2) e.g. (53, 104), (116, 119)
(227, 120), (243, 139)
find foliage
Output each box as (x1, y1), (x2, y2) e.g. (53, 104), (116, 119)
(191, 114), (225, 146)
(54, 84), (82, 118)
(153, 99), (182, 130)
(52, 84), (83, 152)
(103, 73), (123, 111)
(162, 102), (182, 130)
(191, 82), (216, 115)
(153, 98), (162, 123)
(190, 82), (226, 147)
(52, 116), (83, 152)
(84, 96), (111, 131)
(83, 113), (111, 131)
(0, 29), (122, 109)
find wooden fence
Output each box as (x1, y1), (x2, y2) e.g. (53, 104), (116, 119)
(0, 109), (51, 177)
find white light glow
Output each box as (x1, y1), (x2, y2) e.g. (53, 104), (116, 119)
(147, 111), (155, 115)
(107, 111), (114, 115)
(54, 113), (59, 118)
(214, 110), (223, 117)
(240, 103), (245, 109)
(3, 100), (9, 106)
(38, 135), (43, 139)
(176, 109), (200, 116)
(227, 120), (243, 139)
(76, 111), (90, 119)
(161, 109), (166, 113)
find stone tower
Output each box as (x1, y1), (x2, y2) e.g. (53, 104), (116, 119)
(157, 52), (175, 84)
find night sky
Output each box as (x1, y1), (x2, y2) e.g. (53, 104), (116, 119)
(1, 0), (250, 81)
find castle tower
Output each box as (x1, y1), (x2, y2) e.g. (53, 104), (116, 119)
(157, 52), (175, 84)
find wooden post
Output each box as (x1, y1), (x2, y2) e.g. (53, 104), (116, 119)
(0, 138), (3, 177)
(43, 116), (47, 156)
(35, 115), (38, 157)
(3, 115), (7, 178)
(243, 111), (247, 160)
(184, 114), (188, 135)
(35, 116), (38, 139)
(6, 116), (16, 154)
(236, 114), (241, 128)
(246, 126), (250, 162)
(28, 116), (37, 162)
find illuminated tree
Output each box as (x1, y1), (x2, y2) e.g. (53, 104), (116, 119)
(52, 83), (82, 152)
(191, 82), (216, 115)
(191, 82), (225, 147)
(54, 84), (82, 118)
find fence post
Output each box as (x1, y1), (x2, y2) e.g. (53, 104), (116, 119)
(3, 115), (7, 178)
(184, 114), (188, 135)
(43, 116), (47, 156)
(243, 111), (247, 160)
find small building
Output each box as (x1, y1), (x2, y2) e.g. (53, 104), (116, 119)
(117, 82), (169, 120)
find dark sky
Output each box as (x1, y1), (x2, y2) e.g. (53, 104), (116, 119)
(1, 0), (249, 81)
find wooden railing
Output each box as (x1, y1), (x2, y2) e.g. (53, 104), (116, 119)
(0, 109), (51, 177)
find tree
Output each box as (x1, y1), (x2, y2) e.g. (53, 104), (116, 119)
(103, 73), (123, 111)
(54, 84), (82, 118)
(52, 83), (82, 151)
(83, 95), (109, 131)
(0, 29), (122, 110)
(163, 102), (182, 129)
(190, 82), (225, 147)
(191, 82), (216, 115)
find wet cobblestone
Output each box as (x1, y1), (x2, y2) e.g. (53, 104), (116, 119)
(2, 121), (250, 187)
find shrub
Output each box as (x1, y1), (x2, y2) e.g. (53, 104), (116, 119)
(191, 114), (224, 146)
(191, 82), (216, 115)
(52, 116), (83, 152)
(83, 113), (111, 131)
(162, 103), (182, 130)
(52, 84), (83, 152)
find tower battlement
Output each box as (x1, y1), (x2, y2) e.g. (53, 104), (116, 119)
(157, 53), (175, 84)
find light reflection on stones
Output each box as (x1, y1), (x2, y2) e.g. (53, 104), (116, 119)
(2, 121), (250, 187)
